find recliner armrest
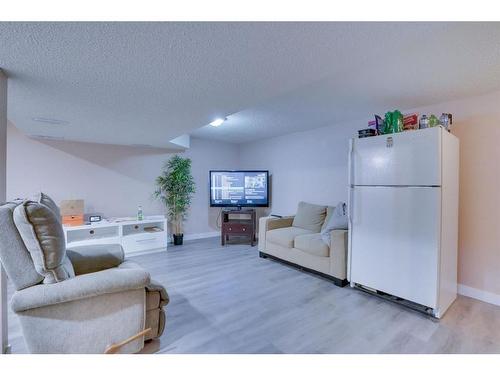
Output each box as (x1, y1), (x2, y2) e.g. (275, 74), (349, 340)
(11, 261), (150, 312)
(66, 244), (124, 275)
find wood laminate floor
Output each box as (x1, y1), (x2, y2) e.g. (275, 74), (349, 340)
(7, 237), (500, 354)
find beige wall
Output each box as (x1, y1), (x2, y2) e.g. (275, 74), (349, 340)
(410, 91), (500, 296)
(240, 89), (500, 297)
(6, 123), (239, 237)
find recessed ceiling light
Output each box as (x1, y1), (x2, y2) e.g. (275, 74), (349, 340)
(32, 117), (69, 126)
(209, 118), (226, 127)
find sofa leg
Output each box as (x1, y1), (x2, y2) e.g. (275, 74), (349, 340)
(259, 252), (268, 259)
(333, 278), (349, 288)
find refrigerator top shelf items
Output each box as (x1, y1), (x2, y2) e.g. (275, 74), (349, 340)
(363, 113), (452, 137)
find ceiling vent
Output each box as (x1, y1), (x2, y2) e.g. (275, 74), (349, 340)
(30, 135), (66, 141)
(32, 117), (69, 126)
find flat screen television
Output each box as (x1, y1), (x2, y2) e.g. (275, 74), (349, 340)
(209, 170), (269, 208)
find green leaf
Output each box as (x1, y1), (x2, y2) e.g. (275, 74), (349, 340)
(153, 155), (196, 235)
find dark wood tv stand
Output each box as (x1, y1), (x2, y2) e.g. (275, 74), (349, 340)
(221, 209), (256, 246)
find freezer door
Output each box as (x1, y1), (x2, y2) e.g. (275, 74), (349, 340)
(352, 127), (441, 186)
(350, 186), (440, 308)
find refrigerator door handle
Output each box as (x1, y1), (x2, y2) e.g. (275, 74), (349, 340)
(348, 138), (354, 187)
(347, 139), (355, 226)
(347, 138), (355, 282)
(348, 186), (353, 225)
(347, 186), (354, 282)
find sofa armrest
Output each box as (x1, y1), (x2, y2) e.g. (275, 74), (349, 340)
(11, 264), (150, 312)
(66, 244), (125, 275)
(329, 229), (348, 280)
(258, 216), (294, 251)
(264, 216), (294, 231)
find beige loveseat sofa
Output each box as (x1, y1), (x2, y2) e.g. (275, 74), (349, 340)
(258, 202), (348, 287)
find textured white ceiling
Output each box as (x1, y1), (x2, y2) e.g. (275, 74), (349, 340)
(1, 22), (500, 146)
(193, 22), (500, 143)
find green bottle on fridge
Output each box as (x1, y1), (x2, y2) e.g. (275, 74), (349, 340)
(428, 114), (439, 127)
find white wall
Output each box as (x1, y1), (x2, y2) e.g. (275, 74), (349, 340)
(239, 121), (356, 216)
(7, 123), (239, 237)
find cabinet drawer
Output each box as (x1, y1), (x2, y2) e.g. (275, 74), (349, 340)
(223, 223), (253, 234)
(122, 221), (165, 236)
(66, 226), (119, 244)
(122, 233), (167, 254)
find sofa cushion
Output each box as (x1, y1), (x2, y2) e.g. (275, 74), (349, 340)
(321, 205), (336, 232)
(13, 200), (74, 284)
(294, 233), (330, 257)
(266, 226), (313, 248)
(66, 244), (124, 275)
(33, 192), (61, 220)
(292, 201), (327, 232)
(321, 202), (348, 244)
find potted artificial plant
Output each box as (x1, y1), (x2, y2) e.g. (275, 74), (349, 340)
(154, 155), (195, 245)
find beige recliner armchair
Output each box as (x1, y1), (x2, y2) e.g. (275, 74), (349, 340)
(0, 194), (168, 354)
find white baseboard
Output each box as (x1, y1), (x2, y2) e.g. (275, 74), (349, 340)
(183, 231), (220, 241)
(458, 284), (500, 307)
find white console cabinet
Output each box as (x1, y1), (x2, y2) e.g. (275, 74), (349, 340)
(63, 216), (168, 256)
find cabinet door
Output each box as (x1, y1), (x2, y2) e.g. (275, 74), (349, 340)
(350, 186), (441, 308)
(352, 127), (441, 186)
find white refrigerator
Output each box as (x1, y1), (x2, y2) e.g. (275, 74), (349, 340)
(348, 126), (459, 318)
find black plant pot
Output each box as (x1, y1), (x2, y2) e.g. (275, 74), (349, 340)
(173, 234), (184, 246)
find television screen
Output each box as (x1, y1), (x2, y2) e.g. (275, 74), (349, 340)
(209, 170), (269, 207)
